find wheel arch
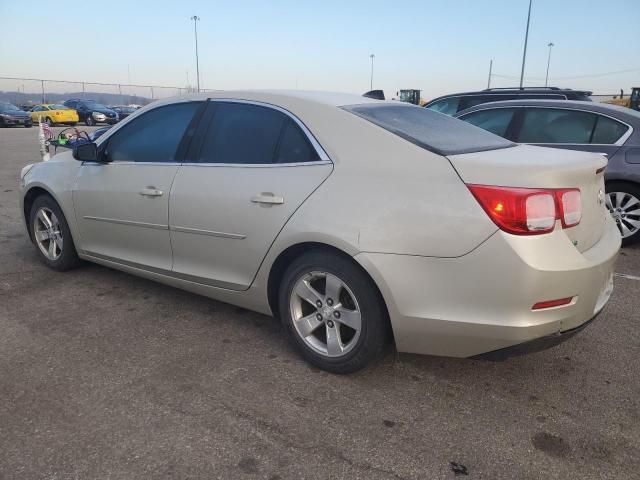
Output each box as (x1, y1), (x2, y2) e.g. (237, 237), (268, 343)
(266, 241), (394, 341)
(23, 185), (65, 242)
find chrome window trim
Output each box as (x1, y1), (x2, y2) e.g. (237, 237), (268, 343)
(204, 98), (332, 163)
(426, 93), (568, 108)
(458, 105), (634, 147)
(93, 98), (333, 166)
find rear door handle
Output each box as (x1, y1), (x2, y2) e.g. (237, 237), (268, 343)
(139, 187), (164, 197)
(251, 193), (284, 205)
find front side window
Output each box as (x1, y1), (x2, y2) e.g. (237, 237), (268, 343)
(591, 115), (629, 144)
(198, 103), (318, 164)
(426, 97), (461, 115)
(459, 108), (516, 137)
(517, 108), (598, 144)
(105, 102), (201, 163)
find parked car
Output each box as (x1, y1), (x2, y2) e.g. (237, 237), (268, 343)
(19, 91), (620, 372)
(0, 102), (33, 127)
(455, 99), (640, 245)
(30, 104), (79, 126)
(108, 105), (136, 120)
(63, 99), (118, 126)
(424, 87), (592, 116)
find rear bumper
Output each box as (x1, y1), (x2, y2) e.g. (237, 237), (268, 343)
(472, 309), (601, 361)
(354, 215), (621, 358)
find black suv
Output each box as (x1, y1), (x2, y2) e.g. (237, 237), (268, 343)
(424, 87), (592, 115)
(63, 99), (118, 126)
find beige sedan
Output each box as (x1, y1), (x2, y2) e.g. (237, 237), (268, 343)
(19, 91), (620, 373)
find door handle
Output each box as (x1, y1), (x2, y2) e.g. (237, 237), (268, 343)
(139, 187), (164, 197)
(251, 193), (284, 205)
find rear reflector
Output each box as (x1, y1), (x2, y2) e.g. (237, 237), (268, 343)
(532, 297), (573, 310)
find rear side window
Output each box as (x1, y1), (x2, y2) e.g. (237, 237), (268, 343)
(199, 103), (284, 164)
(198, 103), (319, 164)
(105, 102), (201, 162)
(344, 104), (514, 156)
(275, 120), (318, 163)
(459, 108), (516, 137)
(425, 97), (460, 115)
(591, 115), (629, 144)
(517, 108), (598, 144)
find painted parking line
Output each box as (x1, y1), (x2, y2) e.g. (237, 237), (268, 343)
(614, 272), (640, 281)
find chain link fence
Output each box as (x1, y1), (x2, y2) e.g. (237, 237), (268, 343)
(0, 76), (203, 107)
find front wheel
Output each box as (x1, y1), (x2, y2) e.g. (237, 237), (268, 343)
(85, 116), (94, 126)
(278, 250), (388, 373)
(606, 182), (640, 246)
(45, 117), (53, 126)
(29, 195), (82, 271)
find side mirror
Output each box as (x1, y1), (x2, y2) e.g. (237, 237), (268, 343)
(73, 142), (100, 162)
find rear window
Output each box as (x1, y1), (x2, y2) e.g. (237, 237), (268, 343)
(343, 103), (514, 156)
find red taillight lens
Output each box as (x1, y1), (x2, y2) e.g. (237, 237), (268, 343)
(468, 185), (582, 235)
(557, 189), (581, 228)
(467, 185), (556, 235)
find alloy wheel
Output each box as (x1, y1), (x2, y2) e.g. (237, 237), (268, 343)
(289, 271), (362, 358)
(33, 207), (63, 261)
(606, 191), (640, 239)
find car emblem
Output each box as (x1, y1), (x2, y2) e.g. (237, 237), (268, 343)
(597, 189), (604, 205)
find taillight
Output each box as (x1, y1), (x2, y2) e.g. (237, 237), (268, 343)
(557, 189), (581, 228)
(467, 184), (581, 235)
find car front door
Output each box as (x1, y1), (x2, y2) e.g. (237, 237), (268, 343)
(169, 100), (333, 290)
(72, 101), (203, 270)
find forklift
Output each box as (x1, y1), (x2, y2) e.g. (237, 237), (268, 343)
(397, 89), (424, 106)
(606, 87), (640, 111)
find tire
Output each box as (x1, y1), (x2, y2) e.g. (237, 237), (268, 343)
(606, 181), (640, 246)
(29, 195), (82, 271)
(45, 117), (53, 127)
(278, 250), (388, 374)
(85, 115), (94, 126)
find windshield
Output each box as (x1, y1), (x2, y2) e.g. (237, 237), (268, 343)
(0, 102), (21, 112)
(343, 103), (514, 156)
(83, 101), (108, 109)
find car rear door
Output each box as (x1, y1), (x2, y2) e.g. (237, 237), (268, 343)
(169, 100), (333, 290)
(72, 101), (203, 271)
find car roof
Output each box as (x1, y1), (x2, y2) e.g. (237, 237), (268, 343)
(425, 88), (591, 104)
(156, 90), (384, 108)
(454, 99), (640, 124)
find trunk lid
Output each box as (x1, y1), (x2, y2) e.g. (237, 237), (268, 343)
(448, 144), (608, 252)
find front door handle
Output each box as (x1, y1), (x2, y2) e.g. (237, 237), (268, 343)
(251, 193), (284, 205)
(139, 187), (164, 197)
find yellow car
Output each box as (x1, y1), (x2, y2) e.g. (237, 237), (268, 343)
(30, 104), (79, 126)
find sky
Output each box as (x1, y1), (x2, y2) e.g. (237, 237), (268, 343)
(1, 0), (639, 101)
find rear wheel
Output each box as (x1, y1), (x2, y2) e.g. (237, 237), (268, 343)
(278, 250), (388, 373)
(29, 195), (82, 271)
(606, 181), (640, 246)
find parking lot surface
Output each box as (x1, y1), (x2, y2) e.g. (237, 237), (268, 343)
(1, 126), (639, 479)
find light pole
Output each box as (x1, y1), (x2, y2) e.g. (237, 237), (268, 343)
(191, 15), (201, 92)
(544, 42), (554, 87)
(487, 59), (493, 89)
(519, 0), (533, 89)
(369, 54), (375, 91)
